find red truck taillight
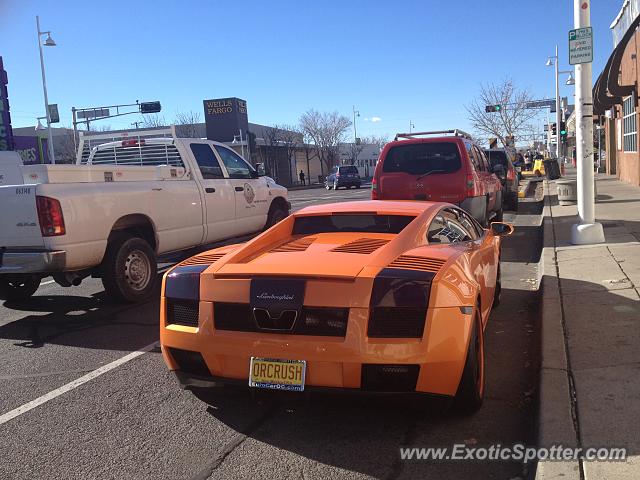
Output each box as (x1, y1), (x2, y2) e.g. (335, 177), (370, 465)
(371, 177), (379, 199)
(465, 173), (476, 197)
(36, 195), (66, 236)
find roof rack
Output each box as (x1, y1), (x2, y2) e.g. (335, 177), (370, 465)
(76, 126), (176, 164)
(394, 129), (473, 141)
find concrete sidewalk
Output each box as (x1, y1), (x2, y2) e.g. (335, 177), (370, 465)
(536, 172), (640, 479)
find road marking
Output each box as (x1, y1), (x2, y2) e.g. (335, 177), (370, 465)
(41, 280), (55, 285)
(0, 341), (158, 426)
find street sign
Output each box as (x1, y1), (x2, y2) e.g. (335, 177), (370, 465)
(48, 104), (59, 123)
(77, 108), (110, 119)
(569, 27), (593, 65)
(525, 99), (555, 109)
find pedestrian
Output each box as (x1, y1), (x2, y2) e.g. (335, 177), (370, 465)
(524, 150), (533, 171)
(299, 170), (306, 186)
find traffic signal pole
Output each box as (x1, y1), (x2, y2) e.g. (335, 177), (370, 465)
(571, 0), (604, 245)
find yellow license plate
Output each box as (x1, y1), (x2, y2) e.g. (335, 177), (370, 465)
(249, 357), (306, 392)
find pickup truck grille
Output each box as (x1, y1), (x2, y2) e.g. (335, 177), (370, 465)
(214, 303), (349, 337)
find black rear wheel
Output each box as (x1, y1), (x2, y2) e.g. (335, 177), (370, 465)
(453, 311), (485, 414)
(0, 275), (41, 301)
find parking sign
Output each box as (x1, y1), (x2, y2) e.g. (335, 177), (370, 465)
(569, 27), (593, 65)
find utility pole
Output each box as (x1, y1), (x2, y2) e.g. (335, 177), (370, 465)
(554, 44), (561, 160)
(352, 106), (360, 165)
(571, 0), (604, 244)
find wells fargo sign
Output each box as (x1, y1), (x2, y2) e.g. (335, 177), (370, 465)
(203, 97), (248, 142)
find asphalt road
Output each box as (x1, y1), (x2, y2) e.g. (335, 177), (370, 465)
(0, 185), (543, 480)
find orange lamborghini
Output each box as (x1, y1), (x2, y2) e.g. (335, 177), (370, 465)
(160, 200), (513, 412)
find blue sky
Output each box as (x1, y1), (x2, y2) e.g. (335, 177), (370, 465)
(0, 0), (621, 139)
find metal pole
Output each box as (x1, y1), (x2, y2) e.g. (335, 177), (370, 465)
(571, 0), (604, 244)
(555, 44), (561, 160)
(72, 107), (78, 154)
(37, 16), (56, 164)
(352, 106), (358, 166)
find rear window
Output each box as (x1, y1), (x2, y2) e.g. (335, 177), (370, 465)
(485, 150), (508, 167)
(339, 166), (359, 174)
(293, 214), (415, 235)
(382, 142), (461, 175)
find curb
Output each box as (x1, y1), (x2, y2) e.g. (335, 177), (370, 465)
(534, 180), (581, 480)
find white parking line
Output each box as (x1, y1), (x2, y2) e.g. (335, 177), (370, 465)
(0, 341), (158, 426)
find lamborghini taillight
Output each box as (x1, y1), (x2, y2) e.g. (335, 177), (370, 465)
(367, 268), (433, 338)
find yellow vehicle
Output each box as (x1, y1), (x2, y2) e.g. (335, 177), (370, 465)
(533, 159), (545, 177)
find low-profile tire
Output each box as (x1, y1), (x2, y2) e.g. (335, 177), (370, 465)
(492, 264), (502, 309)
(265, 202), (288, 229)
(101, 235), (157, 303)
(0, 275), (41, 301)
(453, 311), (485, 414)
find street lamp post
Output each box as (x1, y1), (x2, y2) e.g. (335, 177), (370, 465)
(546, 46), (574, 161)
(352, 106), (360, 166)
(571, 0), (604, 244)
(409, 121), (415, 133)
(36, 15), (56, 164)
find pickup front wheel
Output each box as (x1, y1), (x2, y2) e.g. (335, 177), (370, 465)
(101, 235), (157, 303)
(0, 275), (41, 301)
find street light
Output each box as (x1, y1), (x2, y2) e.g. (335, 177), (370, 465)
(409, 121), (415, 133)
(546, 45), (573, 161)
(35, 117), (46, 131)
(36, 15), (56, 164)
(352, 105), (360, 165)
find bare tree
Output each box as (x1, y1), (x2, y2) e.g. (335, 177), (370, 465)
(299, 110), (351, 174)
(362, 134), (389, 152)
(298, 129), (318, 183)
(142, 114), (167, 128)
(347, 141), (365, 165)
(174, 111), (201, 138)
(466, 79), (538, 147)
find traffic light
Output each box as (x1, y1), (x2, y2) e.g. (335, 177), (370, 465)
(560, 121), (567, 143)
(485, 105), (502, 113)
(140, 101), (162, 114)
(551, 122), (557, 135)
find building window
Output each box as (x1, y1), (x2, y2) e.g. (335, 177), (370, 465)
(623, 95), (637, 152)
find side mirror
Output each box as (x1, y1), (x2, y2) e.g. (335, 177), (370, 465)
(492, 164), (506, 177)
(491, 222), (514, 236)
(255, 163), (266, 177)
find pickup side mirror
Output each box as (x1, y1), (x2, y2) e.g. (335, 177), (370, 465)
(491, 222), (514, 236)
(255, 163), (266, 177)
(492, 164), (506, 177)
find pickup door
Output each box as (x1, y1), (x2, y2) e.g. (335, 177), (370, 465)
(212, 145), (269, 233)
(188, 142), (238, 243)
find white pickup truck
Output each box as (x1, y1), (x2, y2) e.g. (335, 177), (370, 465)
(0, 127), (289, 302)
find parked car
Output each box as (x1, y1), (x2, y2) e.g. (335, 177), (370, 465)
(160, 199), (513, 413)
(371, 130), (503, 226)
(484, 149), (519, 211)
(325, 165), (361, 190)
(0, 127), (289, 303)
